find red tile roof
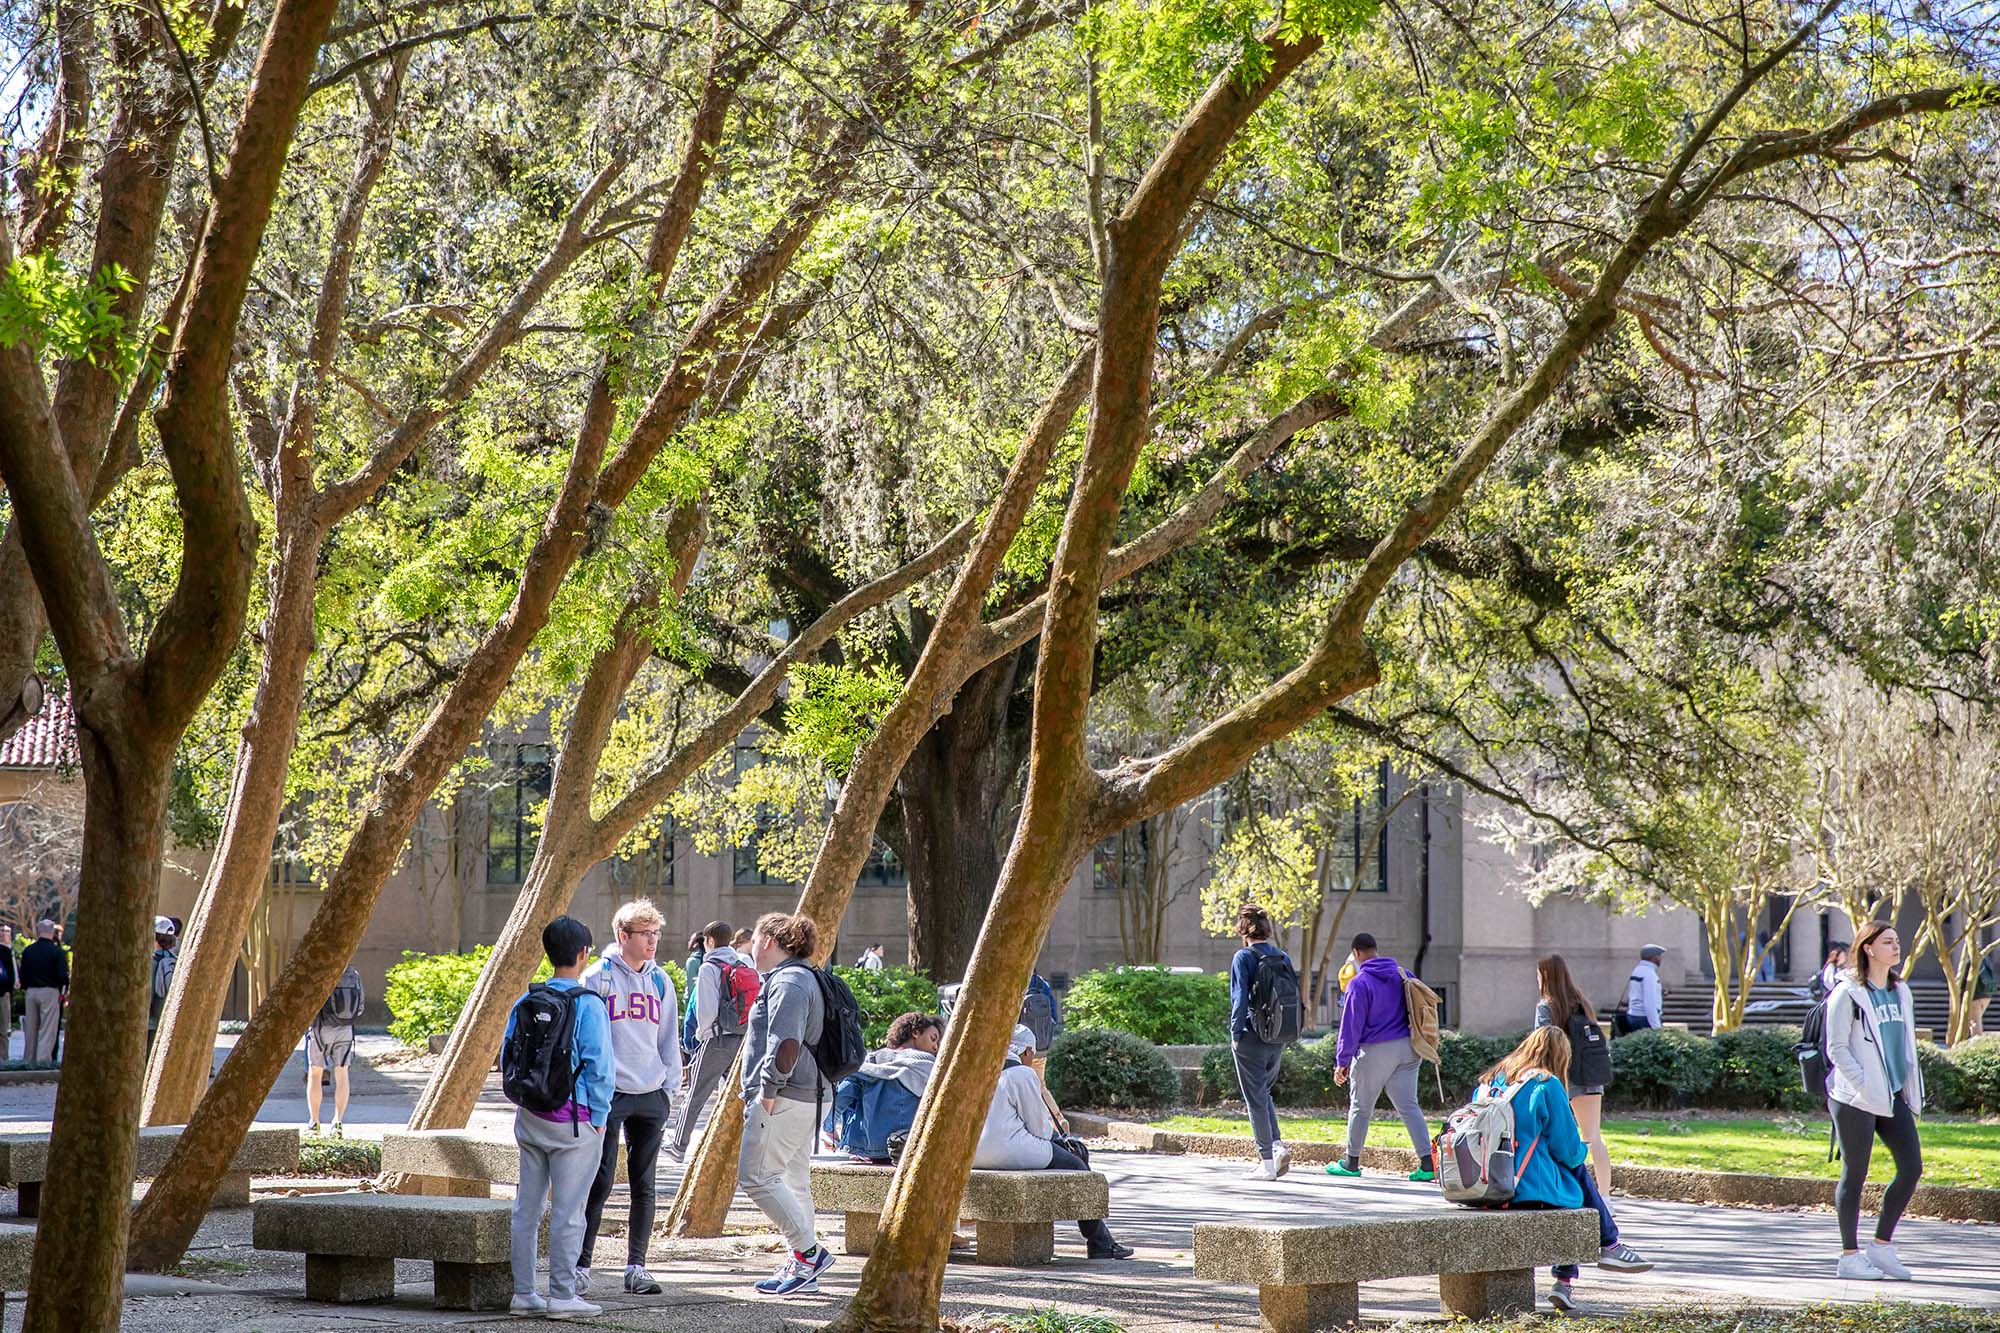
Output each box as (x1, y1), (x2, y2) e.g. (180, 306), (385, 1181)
(0, 686), (77, 770)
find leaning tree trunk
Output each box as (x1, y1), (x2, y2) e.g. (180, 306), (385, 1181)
(900, 651), (1028, 980)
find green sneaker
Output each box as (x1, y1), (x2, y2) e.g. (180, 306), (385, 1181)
(1324, 1162), (1362, 1177)
(1408, 1167), (1437, 1183)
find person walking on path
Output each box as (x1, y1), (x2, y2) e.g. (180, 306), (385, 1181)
(739, 911), (835, 1297)
(857, 943), (886, 971)
(1827, 919), (1925, 1282)
(670, 919), (755, 1162)
(1616, 944), (1666, 1034)
(147, 916), (180, 1054)
(505, 915), (613, 1319)
(1481, 1026), (1653, 1314)
(1966, 953), (1994, 1041)
(19, 919), (65, 1063)
(1534, 953), (1614, 1194)
(0, 924), (16, 1059)
(1326, 933), (1434, 1181)
(305, 963), (364, 1135)
(1228, 903), (1295, 1180)
(578, 898), (679, 1297)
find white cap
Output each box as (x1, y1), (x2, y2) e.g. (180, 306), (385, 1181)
(154, 916), (175, 935)
(1008, 1024), (1037, 1058)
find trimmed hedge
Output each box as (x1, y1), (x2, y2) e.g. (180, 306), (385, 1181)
(1953, 1033), (2000, 1112)
(1061, 967), (1230, 1045)
(1046, 1028), (1179, 1109)
(1709, 1026), (1813, 1112)
(831, 964), (939, 1048)
(1196, 1030), (1517, 1111)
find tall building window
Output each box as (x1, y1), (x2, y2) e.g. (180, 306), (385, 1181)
(858, 839), (906, 888)
(486, 743), (551, 886)
(1344, 759), (1392, 892)
(611, 817), (675, 889)
(732, 740), (792, 886)
(1092, 824), (1147, 893)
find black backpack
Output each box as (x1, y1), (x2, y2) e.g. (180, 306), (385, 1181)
(808, 965), (868, 1086)
(321, 966), (365, 1025)
(1565, 1005), (1612, 1087)
(1796, 991), (1863, 1102)
(937, 977), (1064, 1051)
(502, 983), (601, 1131)
(1249, 949), (1303, 1044)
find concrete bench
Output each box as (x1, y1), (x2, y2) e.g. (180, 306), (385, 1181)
(253, 1192), (512, 1310)
(810, 1162), (1110, 1265)
(0, 1222), (33, 1322)
(0, 1124), (298, 1217)
(381, 1128), (623, 1198)
(1193, 1208), (1599, 1331)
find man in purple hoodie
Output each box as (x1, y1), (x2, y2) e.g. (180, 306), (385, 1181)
(1326, 933), (1436, 1181)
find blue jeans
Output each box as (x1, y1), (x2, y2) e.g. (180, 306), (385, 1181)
(1232, 1037), (1284, 1156)
(1552, 1162), (1618, 1281)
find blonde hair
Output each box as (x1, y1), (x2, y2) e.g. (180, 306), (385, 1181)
(613, 899), (664, 936)
(1491, 1026), (1571, 1091)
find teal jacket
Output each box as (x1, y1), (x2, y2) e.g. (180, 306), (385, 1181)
(1496, 1071), (1586, 1209)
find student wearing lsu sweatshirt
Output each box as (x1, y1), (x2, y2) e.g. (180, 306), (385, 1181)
(578, 898), (681, 1297)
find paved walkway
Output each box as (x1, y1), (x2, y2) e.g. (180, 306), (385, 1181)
(1, 1036), (1996, 1329)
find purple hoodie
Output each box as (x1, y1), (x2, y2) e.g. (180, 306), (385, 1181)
(1336, 955), (1411, 1066)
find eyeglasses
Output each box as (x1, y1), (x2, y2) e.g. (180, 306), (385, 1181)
(623, 928), (661, 940)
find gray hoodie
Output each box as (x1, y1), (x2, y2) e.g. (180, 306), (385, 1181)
(740, 958), (825, 1104)
(582, 943), (681, 1097)
(692, 944), (746, 1042)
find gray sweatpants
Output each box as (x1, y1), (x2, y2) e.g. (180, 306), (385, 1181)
(512, 1107), (602, 1299)
(738, 1095), (817, 1253)
(672, 1033), (743, 1154)
(1345, 1036), (1429, 1159)
(23, 988), (59, 1063)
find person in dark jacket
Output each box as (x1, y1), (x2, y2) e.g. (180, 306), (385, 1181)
(0, 925), (15, 1056)
(1228, 903), (1293, 1180)
(19, 919), (67, 1063)
(1326, 934), (1432, 1180)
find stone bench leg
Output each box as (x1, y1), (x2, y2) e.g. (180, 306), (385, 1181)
(305, 1253), (396, 1303)
(15, 1182), (38, 1219)
(402, 1172), (490, 1199)
(974, 1220), (1054, 1265)
(1439, 1268), (1535, 1320)
(213, 1169), (253, 1208)
(843, 1211), (879, 1257)
(1258, 1282), (1359, 1333)
(435, 1259), (511, 1311)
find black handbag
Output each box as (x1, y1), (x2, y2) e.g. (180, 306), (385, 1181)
(1051, 1132), (1090, 1166)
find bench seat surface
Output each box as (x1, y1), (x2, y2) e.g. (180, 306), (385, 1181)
(0, 1124), (298, 1184)
(253, 1192), (512, 1265)
(810, 1163), (1108, 1221)
(1193, 1207), (1599, 1284)
(382, 1128), (624, 1184)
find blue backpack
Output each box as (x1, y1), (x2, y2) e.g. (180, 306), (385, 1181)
(823, 1071), (923, 1161)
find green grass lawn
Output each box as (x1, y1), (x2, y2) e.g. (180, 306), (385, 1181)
(1150, 1112), (2000, 1188)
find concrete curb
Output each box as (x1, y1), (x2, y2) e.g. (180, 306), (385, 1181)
(0, 1070), (60, 1085)
(1066, 1112), (2000, 1224)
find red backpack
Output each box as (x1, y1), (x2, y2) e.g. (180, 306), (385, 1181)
(711, 955), (760, 1035)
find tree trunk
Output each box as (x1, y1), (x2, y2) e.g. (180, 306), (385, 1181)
(900, 651), (1027, 981)
(25, 723), (172, 1331)
(143, 518), (321, 1124)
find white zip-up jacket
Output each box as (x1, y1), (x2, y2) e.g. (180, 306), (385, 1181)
(1826, 977), (1923, 1119)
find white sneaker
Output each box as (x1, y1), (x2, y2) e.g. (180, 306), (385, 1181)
(547, 1294), (603, 1319)
(1272, 1142), (1293, 1178)
(1836, 1252), (1884, 1281)
(1867, 1242), (1913, 1280)
(1242, 1157), (1277, 1180)
(509, 1292), (547, 1316)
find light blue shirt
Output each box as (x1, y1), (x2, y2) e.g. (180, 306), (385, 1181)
(504, 976), (615, 1127)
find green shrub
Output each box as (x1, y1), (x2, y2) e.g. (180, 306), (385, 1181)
(1045, 1028), (1179, 1109)
(1711, 1026), (1811, 1111)
(1435, 1031), (1514, 1109)
(831, 964), (939, 1048)
(1608, 1026), (1721, 1109)
(1275, 1034), (1346, 1107)
(383, 946), (551, 1045)
(298, 1134), (382, 1176)
(1950, 1033), (2000, 1112)
(1060, 967), (1229, 1044)
(660, 958), (686, 1005)
(1198, 1045), (1236, 1104)
(1196, 1029), (1503, 1112)
(1915, 1041), (1969, 1113)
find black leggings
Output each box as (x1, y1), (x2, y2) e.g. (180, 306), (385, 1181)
(583, 1087), (670, 1266)
(1833, 1097), (1923, 1251)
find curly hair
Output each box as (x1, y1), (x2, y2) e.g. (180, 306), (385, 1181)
(754, 911), (818, 959)
(885, 1011), (941, 1049)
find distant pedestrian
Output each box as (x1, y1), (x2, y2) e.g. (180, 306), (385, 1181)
(0, 925), (16, 1057)
(1757, 931), (1776, 983)
(738, 912), (835, 1297)
(670, 920), (756, 1162)
(503, 914), (612, 1319)
(732, 927), (754, 951)
(1325, 934), (1434, 1182)
(1533, 954), (1613, 1194)
(1227, 903), (1297, 1180)
(1965, 954), (1994, 1041)
(306, 963), (364, 1136)
(858, 943), (886, 971)
(19, 920), (66, 1063)
(1813, 942), (1850, 1003)
(1827, 919), (1924, 1282)
(1479, 1027), (1652, 1314)
(1613, 944), (1666, 1035)
(147, 916), (179, 1054)
(579, 899), (678, 1297)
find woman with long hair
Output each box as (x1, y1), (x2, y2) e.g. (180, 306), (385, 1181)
(1534, 954), (1613, 1193)
(1826, 920), (1924, 1281)
(1482, 1028), (1651, 1313)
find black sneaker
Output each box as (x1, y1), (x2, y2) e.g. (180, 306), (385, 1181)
(1086, 1240), (1134, 1260)
(624, 1265), (663, 1295)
